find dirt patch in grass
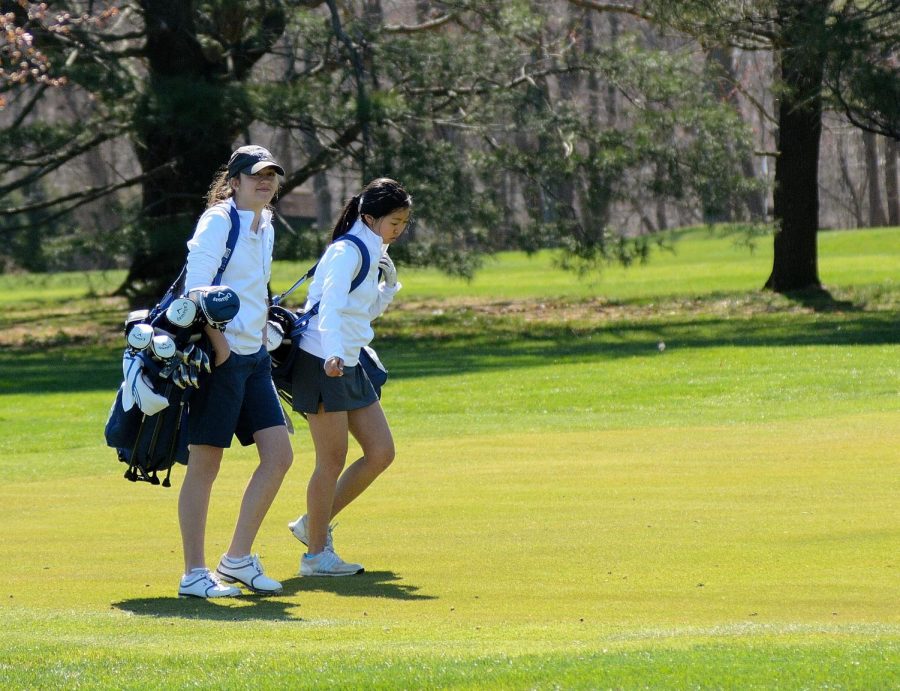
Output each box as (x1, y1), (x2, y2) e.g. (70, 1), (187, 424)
(0, 287), (891, 350)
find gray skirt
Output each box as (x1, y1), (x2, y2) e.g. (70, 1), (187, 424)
(291, 348), (378, 414)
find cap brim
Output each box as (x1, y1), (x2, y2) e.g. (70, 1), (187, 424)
(247, 161), (285, 176)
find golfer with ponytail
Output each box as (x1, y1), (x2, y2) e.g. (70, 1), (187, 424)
(287, 177), (411, 576)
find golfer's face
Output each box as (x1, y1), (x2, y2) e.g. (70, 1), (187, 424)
(369, 208), (410, 244)
(237, 168), (278, 207)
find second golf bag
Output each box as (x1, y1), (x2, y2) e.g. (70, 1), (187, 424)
(104, 205), (242, 486)
(267, 233), (388, 407)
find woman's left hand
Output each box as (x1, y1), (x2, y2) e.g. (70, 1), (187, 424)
(378, 253), (398, 287)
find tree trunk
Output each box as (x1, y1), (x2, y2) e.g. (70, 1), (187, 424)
(863, 131), (888, 227)
(765, 1), (827, 293)
(121, 2), (285, 303)
(837, 136), (864, 226)
(885, 138), (900, 226)
(120, 2), (236, 302)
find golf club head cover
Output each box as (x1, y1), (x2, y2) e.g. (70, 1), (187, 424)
(124, 309), (150, 334)
(265, 319), (285, 352)
(125, 323), (154, 351)
(149, 333), (177, 361)
(266, 305), (297, 367)
(188, 285), (240, 330)
(164, 297), (199, 329)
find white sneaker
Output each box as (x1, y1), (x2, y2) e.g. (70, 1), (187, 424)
(288, 514), (334, 550)
(216, 554), (283, 594)
(178, 568), (241, 599)
(300, 549), (364, 577)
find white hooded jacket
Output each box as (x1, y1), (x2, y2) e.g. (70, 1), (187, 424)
(299, 219), (401, 366)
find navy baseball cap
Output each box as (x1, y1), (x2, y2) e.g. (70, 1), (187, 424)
(227, 145), (285, 178)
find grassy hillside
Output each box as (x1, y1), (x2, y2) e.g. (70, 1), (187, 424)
(0, 226), (897, 688)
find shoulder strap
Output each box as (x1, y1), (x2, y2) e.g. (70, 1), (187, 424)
(149, 205), (241, 323)
(281, 234), (372, 335)
(212, 204), (242, 286)
(273, 233), (370, 306)
(334, 233), (371, 293)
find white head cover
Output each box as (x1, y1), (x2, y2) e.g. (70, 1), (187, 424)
(121, 351), (170, 415)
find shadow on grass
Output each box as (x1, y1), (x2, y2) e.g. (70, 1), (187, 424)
(780, 287), (860, 313)
(381, 310), (899, 379)
(111, 594), (305, 621)
(110, 571), (434, 621)
(280, 570), (436, 600)
(2, 311), (897, 394)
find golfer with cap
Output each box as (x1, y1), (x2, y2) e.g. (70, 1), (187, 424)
(177, 145), (293, 598)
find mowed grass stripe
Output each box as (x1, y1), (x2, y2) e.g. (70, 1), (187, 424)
(2, 417), (896, 626)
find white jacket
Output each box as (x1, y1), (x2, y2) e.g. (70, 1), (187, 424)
(300, 219), (401, 366)
(185, 199), (274, 355)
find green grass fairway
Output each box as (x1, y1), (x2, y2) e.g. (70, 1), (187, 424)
(0, 227), (898, 688)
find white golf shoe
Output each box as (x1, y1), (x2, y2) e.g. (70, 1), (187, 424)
(300, 549), (364, 577)
(178, 568), (241, 599)
(216, 554), (283, 594)
(288, 513), (334, 550)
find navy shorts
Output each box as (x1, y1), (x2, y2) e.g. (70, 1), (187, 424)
(291, 348), (377, 415)
(189, 346), (285, 448)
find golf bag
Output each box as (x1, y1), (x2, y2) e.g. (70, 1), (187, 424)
(105, 362), (192, 487)
(104, 205), (242, 487)
(268, 233), (388, 407)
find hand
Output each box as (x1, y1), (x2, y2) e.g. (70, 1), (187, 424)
(324, 356), (344, 377)
(378, 253), (397, 287)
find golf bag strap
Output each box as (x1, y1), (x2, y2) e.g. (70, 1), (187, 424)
(213, 205), (242, 285)
(149, 205), (241, 323)
(284, 234), (371, 337)
(338, 234), (371, 293)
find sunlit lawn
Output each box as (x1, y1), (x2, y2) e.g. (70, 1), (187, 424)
(0, 226), (897, 688)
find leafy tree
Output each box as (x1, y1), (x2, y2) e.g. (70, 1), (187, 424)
(632, 0), (900, 293)
(0, 0), (757, 300)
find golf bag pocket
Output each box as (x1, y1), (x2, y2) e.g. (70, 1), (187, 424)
(105, 383), (191, 487)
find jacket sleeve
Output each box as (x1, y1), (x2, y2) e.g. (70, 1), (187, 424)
(317, 242), (360, 361)
(367, 279), (401, 320)
(185, 207), (230, 291)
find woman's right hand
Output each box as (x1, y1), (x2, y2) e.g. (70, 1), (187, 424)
(324, 356), (344, 377)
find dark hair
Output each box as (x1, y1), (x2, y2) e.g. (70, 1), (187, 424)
(331, 177), (412, 242)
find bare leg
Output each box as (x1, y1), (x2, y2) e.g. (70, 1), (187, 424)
(305, 406), (349, 554)
(226, 425), (293, 557)
(331, 401), (395, 517)
(179, 444), (223, 572)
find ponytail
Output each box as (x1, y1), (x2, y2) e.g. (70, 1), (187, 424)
(330, 179), (411, 243)
(330, 194), (362, 242)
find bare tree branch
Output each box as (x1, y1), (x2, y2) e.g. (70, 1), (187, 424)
(0, 162), (174, 230)
(280, 122), (363, 195)
(0, 127), (124, 197)
(566, 0), (654, 22)
(384, 14), (455, 34)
